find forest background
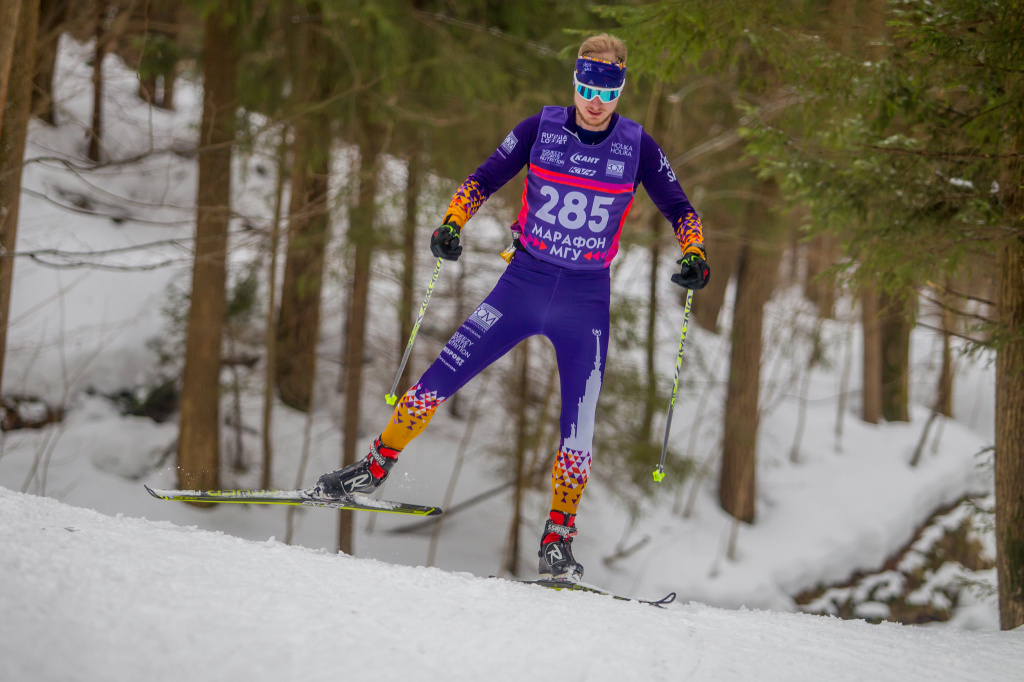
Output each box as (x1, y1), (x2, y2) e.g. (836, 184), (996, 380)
(0, 0), (1021, 631)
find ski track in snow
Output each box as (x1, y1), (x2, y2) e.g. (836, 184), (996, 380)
(1, 488), (1020, 682)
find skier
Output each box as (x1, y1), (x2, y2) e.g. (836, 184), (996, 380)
(314, 33), (709, 582)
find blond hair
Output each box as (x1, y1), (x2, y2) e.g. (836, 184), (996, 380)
(578, 34), (627, 65)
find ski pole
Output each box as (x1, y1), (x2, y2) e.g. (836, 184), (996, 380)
(653, 287), (694, 483)
(386, 256), (444, 405)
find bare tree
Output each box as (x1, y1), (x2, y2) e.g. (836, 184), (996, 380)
(275, 6), (333, 411)
(804, 233), (836, 319)
(994, 87), (1024, 629)
(262, 130), (289, 490)
(879, 291), (914, 423)
(32, 0), (69, 125)
(338, 109), (384, 555)
(719, 180), (779, 523)
(0, 0), (24, 138)
(936, 277), (957, 418)
(398, 144), (423, 392)
(176, 1), (238, 494)
(87, 0), (107, 162)
(133, 0), (179, 109)
(503, 339), (530, 577)
(691, 226), (739, 333)
(0, 0), (40, 400)
(861, 285), (882, 424)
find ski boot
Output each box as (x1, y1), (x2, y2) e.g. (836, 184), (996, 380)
(312, 436), (400, 499)
(537, 511), (584, 583)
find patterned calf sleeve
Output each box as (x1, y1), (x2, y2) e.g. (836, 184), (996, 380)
(380, 382), (447, 451)
(550, 446), (593, 515)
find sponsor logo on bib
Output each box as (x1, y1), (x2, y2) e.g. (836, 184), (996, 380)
(570, 153), (600, 165)
(610, 142), (633, 157)
(540, 149), (565, 165)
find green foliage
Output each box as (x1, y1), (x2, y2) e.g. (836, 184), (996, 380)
(593, 0), (807, 85)
(133, 34), (182, 81)
(596, 361), (696, 495)
(106, 378), (180, 424)
(590, 296), (697, 499)
(226, 266), (260, 326)
(753, 1), (1020, 302)
(597, 0), (1022, 369)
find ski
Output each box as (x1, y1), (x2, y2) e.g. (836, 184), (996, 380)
(498, 577), (676, 608)
(144, 486), (443, 516)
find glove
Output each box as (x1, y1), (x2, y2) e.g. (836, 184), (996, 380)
(672, 251), (710, 290)
(430, 222), (463, 261)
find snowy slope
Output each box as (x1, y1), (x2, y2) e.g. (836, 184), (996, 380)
(1, 487), (1020, 682)
(0, 33), (1007, 644)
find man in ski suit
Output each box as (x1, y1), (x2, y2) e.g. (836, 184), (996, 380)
(315, 34), (709, 582)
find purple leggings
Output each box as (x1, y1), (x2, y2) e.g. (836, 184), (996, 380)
(383, 251), (610, 514)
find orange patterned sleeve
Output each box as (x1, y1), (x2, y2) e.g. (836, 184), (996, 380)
(443, 177), (489, 229)
(675, 209), (706, 258)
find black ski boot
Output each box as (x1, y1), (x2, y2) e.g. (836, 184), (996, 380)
(537, 511), (583, 582)
(312, 436), (400, 499)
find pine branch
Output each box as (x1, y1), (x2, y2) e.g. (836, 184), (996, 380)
(862, 144), (1022, 160)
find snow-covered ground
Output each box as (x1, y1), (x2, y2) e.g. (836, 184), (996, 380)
(0, 36), (1014, 680)
(2, 487), (1021, 682)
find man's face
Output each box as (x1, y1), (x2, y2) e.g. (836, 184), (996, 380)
(574, 50), (622, 132)
(574, 88), (619, 131)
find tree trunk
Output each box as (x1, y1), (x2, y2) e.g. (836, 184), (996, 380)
(398, 144), (422, 393)
(32, 0), (66, 125)
(339, 114), (382, 555)
(0, 0), (39, 399)
(720, 180), (778, 523)
(861, 284), (882, 424)
(994, 80), (1024, 630)
(937, 278), (956, 418)
(262, 131), (289, 490)
(275, 7), (332, 412)
(161, 64), (176, 111)
(805, 232), (835, 319)
(995, 234), (1024, 631)
(505, 339), (530, 577)
(639, 211), (661, 442)
(87, 0), (106, 162)
(0, 0), (24, 140)
(176, 2), (238, 494)
(692, 227), (739, 333)
(639, 83), (663, 443)
(879, 291), (914, 423)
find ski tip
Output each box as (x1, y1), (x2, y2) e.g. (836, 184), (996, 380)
(143, 485), (159, 498)
(656, 592), (677, 606)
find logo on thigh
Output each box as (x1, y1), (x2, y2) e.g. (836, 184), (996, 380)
(468, 302), (502, 332)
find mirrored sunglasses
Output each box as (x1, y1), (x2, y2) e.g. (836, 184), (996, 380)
(573, 74), (623, 103)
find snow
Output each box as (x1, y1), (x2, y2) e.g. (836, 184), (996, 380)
(1, 487), (1021, 682)
(0, 35), (1016, 681)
